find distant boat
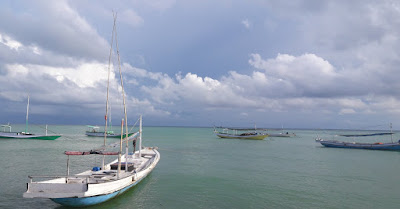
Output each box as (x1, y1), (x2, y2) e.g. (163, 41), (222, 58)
(0, 128), (61, 140)
(85, 125), (134, 138)
(316, 123), (398, 151)
(338, 132), (393, 137)
(214, 127), (268, 140)
(315, 138), (400, 151)
(268, 132), (296, 137)
(267, 125), (296, 137)
(23, 14), (160, 207)
(0, 96), (61, 140)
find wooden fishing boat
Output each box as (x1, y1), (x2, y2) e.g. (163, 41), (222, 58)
(23, 13), (160, 207)
(315, 138), (400, 151)
(214, 127), (268, 140)
(316, 123), (397, 151)
(85, 125), (134, 138)
(23, 117), (160, 207)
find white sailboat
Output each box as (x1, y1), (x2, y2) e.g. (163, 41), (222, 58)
(23, 13), (160, 207)
(0, 96), (61, 140)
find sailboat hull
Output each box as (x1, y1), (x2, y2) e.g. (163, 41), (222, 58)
(316, 139), (400, 151)
(24, 149), (160, 207)
(50, 176), (145, 207)
(0, 132), (61, 140)
(85, 132), (135, 138)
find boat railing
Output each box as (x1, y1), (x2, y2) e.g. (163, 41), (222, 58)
(28, 175), (92, 183)
(1, 124), (12, 132)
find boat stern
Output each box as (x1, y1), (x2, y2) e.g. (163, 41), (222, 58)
(23, 178), (88, 198)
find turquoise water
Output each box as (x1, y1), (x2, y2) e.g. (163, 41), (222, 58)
(1, 125), (400, 209)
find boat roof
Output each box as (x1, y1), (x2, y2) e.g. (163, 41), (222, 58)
(87, 125), (100, 129)
(218, 127), (267, 131)
(1, 124), (11, 128)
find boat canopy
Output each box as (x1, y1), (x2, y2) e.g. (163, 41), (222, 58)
(219, 127), (267, 131)
(1, 124), (12, 132)
(64, 150), (119, 155)
(87, 125), (100, 129)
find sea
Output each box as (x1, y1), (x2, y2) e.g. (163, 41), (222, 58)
(1, 124), (400, 209)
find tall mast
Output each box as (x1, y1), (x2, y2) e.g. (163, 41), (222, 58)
(118, 118), (124, 179)
(113, 12), (129, 161)
(139, 115), (142, 157)
(25, 95), (30, 133)
(102, 12), (116, 170)
(390, 123), (393, 143)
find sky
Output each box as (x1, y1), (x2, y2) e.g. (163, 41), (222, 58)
(1, 0), (400, 129)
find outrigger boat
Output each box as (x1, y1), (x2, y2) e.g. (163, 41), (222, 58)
(23, 13), (160, 207)
(0, 96), (61, 140)
(315, 138), (400, 151)
(214, 127), (268, 140)
(315, 124), (400, 151)
(338, 132), (393, 137)
(85, 125), (134, 138)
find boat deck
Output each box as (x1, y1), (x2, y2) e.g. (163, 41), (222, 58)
(24, 147), (159, 198)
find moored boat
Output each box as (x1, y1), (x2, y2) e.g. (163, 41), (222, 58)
(23, 13), (160, 207)
(23, 116), (160, 206)
(0, 95), (61, 141)
(315, 138), (400, 151)
(0, 131), (61, 140)
(214, 127), (268, 140)
(316, 123), (397, 151)
(268, 132), (296, 137)
(338, 132), (393, 137)
(85, 125), (134, 138)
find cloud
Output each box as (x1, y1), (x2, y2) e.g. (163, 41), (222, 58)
(2, 0), (400, 128)
(0, 60), (171, 122)
(340, 108), (356, 115)
(248, 53), (341, 97)
(116, 51), (400, 127)
(241, 19), (251, 29)
(0, 33), (22, 50)
(145, 0), (177, 12)
(0, 0), (109, 62)
(0, 62), (110, 103)
(5, 63), (110, 88)
(120, 9), (144, 27)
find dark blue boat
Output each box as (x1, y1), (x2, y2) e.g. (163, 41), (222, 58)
(339, 132), (394, 137)
(316, 138), (400, 151)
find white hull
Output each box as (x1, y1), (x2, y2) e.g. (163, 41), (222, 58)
(24, 147), (160, 206)
(0, 132), (61, 140)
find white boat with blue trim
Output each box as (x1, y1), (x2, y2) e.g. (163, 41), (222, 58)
(23, 121), (160, 207)
(23, 13), (160, 207)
